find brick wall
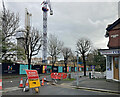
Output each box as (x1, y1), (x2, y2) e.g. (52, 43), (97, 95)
(108, 29), (120, 48)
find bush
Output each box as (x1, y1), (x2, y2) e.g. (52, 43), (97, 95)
(101, 66), (106, 72)
(95, 68), (101, 72)
(95, 67), (106, 72)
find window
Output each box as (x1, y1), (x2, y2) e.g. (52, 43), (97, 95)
(114, 57), (119, 69)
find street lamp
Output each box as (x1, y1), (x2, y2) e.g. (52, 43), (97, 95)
(75, 51), (79, 86)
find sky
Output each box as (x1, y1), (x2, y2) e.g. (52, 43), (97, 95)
(0, 0), (119, 58)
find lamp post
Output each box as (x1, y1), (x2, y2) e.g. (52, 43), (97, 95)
(75, 51), (79, 86)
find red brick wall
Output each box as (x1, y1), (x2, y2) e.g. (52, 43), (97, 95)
(108, 29), (120, 48)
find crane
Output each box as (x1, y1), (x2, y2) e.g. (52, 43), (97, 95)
(41, 0), (53, 63)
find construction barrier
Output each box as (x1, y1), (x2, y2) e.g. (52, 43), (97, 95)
(51, 73), (67, 79)
(0, 79), (2, 90)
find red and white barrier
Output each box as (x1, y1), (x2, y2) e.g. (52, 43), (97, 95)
(51, 73), (67, 79)
(0, 79), (2, 90)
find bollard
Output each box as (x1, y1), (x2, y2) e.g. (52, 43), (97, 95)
(89, 72), (91, 79)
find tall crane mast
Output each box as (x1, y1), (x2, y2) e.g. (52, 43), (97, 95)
(41, 0), (53, 63)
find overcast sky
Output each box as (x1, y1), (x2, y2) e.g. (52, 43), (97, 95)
(1, 1), (119, 58)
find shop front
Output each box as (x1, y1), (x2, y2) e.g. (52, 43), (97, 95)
(100, 49), (120, 81)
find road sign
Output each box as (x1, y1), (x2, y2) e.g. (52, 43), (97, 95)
(26, 70), (40, 88)
(26, 70), (39, 79)
(91, 65), (95, 69)
(28, 79), (40, 88)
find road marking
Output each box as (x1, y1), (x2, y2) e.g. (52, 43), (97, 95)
(61, 83), (65, 85)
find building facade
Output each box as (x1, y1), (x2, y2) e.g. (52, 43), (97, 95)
(100, 18), (120, 81)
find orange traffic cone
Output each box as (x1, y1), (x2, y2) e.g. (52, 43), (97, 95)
(19, 78), (24, 88)
(41, 78), (44, 86)
(23, 79), (29, 92)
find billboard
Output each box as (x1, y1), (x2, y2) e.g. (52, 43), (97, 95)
(47, 66), (52, 73)
(2, 63), (19, 74)
(19, 64), (32, 74)
(52, 66), (58, 72)
(58, 66), (63, 72)
(69, 67), (71, 72)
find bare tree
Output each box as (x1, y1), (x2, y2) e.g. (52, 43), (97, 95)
(48, 34), (63, 67)
(2, 2), (19, 42)
(24, 27), (42, 69)
(76, 38), (91, 76)
(69, 52), (76, 72)
(1, 1), (19, 59)
(62, 47), (72, 73)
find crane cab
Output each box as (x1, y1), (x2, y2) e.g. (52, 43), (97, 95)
(50, 10), (53, 15)
(42, 7), (48, 12)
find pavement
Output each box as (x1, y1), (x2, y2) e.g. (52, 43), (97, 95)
(73, 77), (120, 92)
(54, 76), (120, 95)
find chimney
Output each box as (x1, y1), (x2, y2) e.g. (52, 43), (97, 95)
(118, 1), (120, 18)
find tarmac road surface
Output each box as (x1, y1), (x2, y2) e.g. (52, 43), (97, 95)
(2, 83), (118, 95)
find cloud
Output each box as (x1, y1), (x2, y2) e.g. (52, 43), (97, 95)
(4, 2), (118, 58)
(5, 0), (120, 2)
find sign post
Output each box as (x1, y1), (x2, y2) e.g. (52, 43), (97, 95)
(25, 70), (41, 93)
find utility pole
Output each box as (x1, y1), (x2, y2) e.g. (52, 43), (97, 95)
(75, 51), (79, 86)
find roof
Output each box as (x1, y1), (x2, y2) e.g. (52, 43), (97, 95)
(106, 18), (120, 31)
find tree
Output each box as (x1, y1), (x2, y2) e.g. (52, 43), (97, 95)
(92, 49), (106, 72)
(87, 49), (106, 72)
(76, 38), (91, 76)
(62, 47), (72, 73)
(23, 27), (42, 69)
(48, 34), (63, 67)
(1, 1), (20, 60)
(1, 2), (19, 42)
(69, 52), (76, 72)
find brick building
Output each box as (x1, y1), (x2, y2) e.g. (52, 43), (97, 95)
(100, 18), (120, 81)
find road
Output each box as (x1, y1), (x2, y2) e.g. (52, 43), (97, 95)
(2, 75), (52, 88)
(2, 83), (117, 95)
(2, 72), (116, 95)
(2, 72), (84, 88)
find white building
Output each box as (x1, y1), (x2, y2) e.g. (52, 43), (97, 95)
(100, 49), (120, 81)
